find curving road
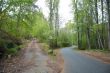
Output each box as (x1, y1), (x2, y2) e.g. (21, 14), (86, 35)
(61, 47), (110, 73)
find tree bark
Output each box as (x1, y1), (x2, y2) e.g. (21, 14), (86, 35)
(95, 0), (104, 49)
(106, 0), (110, 50)
(101, 0), (105, 49)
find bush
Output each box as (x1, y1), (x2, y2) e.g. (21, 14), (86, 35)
(48, 49), (53, 54)
(6, 48), (18, 55)
(0, 38), (22, 57)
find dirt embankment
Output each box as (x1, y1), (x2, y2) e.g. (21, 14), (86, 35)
(0, 40), (29, 73)
(47, 49), (64, 73)
(39, 43), (64, 73)
(81, 50), (110, 64)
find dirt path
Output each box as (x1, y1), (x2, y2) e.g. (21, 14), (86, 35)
(22, 40), (54, 73)
(0, 40), (63, 73)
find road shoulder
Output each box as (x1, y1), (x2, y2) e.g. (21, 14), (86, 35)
(80, 50), (110, 64)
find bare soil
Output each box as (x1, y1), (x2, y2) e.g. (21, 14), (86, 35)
(81, 50), (110, 64)
(47, 49), (64, 73)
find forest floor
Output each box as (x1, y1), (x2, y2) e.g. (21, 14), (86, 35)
(0, 39), (63, 73)
(80, 50), (110, 64)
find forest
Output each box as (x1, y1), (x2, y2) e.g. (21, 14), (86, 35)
(0, 0), (110, 57)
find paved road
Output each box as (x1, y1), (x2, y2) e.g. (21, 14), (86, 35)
(61, 47), (110, 73)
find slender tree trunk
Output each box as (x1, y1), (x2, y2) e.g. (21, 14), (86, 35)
(87, 27), (91, 49)
(95, 0), (104, 49)
(54, 0), (59, 47)
(16, 3), (22, 37)
(49, 0), (54, 48)
(75, 1), (80, 48)
(106, 0), (110, 50)
(101, 0), (105, 49)
(49, 0), (53, 30)
(95, 0), (99, 48)
(86, 3), (91, 49)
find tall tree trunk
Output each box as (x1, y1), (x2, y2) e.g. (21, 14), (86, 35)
(87, 26), (91, 49)
(106, 0), (110, 50)
(16, 3), (22, 37)
(95, 0), (98, 24)
(101, 0), (105, 49)
(48, 0), (54, 48)
(54, 0), (59, 47)
(49, 0), (54, 30)
(75, 1), (80, 48)
(95, 0), (104, 49)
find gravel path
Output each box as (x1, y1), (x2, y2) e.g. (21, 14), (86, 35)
(22, 40), (53, 73)
(0, 40), (63, 73)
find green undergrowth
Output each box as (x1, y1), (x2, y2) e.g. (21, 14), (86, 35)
(85, 49), (110, 53)
(76, 47), (110, 54)
(0, 38), (24, 58)
(5, 45), (23, 56)
(40, 43), (56, 56)
(39, 43), (57, 62)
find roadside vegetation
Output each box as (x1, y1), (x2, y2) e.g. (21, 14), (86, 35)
(0, 0), (110, 59)
(72, 0), (110, 51)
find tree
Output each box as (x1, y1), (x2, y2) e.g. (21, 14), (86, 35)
(0, 0), (51, 56)
(106, 0), (110, 50)
(54, 0), (59, 47)
(73, 0), (81, 48)
(46, 0), (59, 48)
(72, 0), (108, 50)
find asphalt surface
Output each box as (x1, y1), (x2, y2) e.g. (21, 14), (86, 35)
(61, 47), (110, 73)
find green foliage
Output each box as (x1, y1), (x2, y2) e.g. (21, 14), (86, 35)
(1, 0), (109, 57)
(56, 25), (73, 47)
(6, 48), (18, 55)
(48, 49), (53, 54)
(0, 0), (51, 57)
(31, 12), (50, 42)
(71, 0), (109, 50)
(80, 35), (87, 50)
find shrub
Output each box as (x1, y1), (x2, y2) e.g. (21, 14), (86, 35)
(6, 47), (18, 55)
